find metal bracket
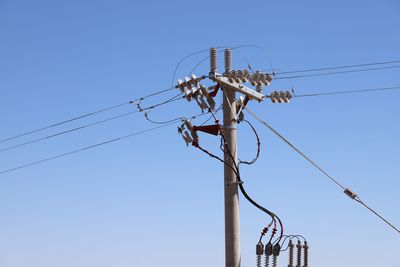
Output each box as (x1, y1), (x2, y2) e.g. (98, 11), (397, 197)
(213, 76), (265, 102)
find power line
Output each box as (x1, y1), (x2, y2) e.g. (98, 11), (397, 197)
(0, 111), (137, 153)
(244, 107), (346, 190)
(274, 65), (400, 80)
(293, 85), (400, 98)
(0, 86), (176, 144)
(137, 93), (185, 125)
(244, 106), (400, 235)
(0, 122), (178, 175)
(0, 94), (184, 153)
(0, 111), (208, 176)
(274, 59), (400, 75)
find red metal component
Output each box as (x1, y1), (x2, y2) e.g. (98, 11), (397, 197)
(209, 83), (221, 97)
(193, 124), (221, 136)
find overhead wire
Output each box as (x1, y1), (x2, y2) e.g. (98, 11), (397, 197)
(138, 93), (186, 125)
(0, 94), (183, 153)
(199, 105), (222, 126)
(274, 65), (400, 80)
(245, 106), (346, 190)
(244, 106), (400, 235)
(0, 111), (138, 153)
(0, 111), (208, 176)
(293, 85), (400, 98)
(0, 122), (178, 175)
(274, 59), (400, 75)
(0, 86), (176, 144)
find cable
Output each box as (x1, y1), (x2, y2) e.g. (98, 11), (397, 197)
(244, 106), (400, 236)
(0, 94), (183, 153)
(219, 128), (284, 243)
(0, 111), (208, 176)
(274, 65), (400, 80)
(138, 93), (185, 125)
(0, 122), (178, 175)
(137, 92), (184, 112)
(194, 106), (285, 242)
(170, 46), (230, 88)
(355, 198), (400, 235)
(0, 111), (138, 153)
(244, 106), (346, 190)
(0, 87), (176, 144)
(238, 119), (261, 166)
(293, 85), (400, 98)
(274, 59), (400, 75)
(199, 105), (222, 126)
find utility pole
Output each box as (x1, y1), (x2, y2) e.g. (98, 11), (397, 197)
(178, 47), (272, 267)
(221, 48), (241, 267)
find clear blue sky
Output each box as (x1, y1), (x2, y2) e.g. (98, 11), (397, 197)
(0, 0), (399, 266)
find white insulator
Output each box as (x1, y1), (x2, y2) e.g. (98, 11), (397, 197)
(184, 89), (192, 102)
(270, 91), (277, 103)
(184, 77), (191, 90)
(224, 48), (232, 72)
(238, 95), (245, 105)
(277, 91), (284, 103)
(272, 255), (278, 267)
(183, 130), (193, 145)
(249, 76), (257, 86)
(177, 79), (185, 92)
(259, 73), (266, 82)
(199, 97), (209, 111)
(200, 85), (210, 96)
(227, 70), (235, 83)
(265, 73), (272, 83)
(206, 95), (216, 110)
(190, 74), (197, 84)
(296, 240), (302, 267)
(303, 241), (309, 267)
(239, 72), (248, 82)
(260, 73), (271, 86)
(210, 47), (217, 73)
(283, 91), (291, 103)
(231, 70), (240, 83)
(184, 120), (199, 141)
(190, 85), (197, 96)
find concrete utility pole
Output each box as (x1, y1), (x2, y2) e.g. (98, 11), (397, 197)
(179, 47), (268, 267)
(222, 48), (241, 267)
